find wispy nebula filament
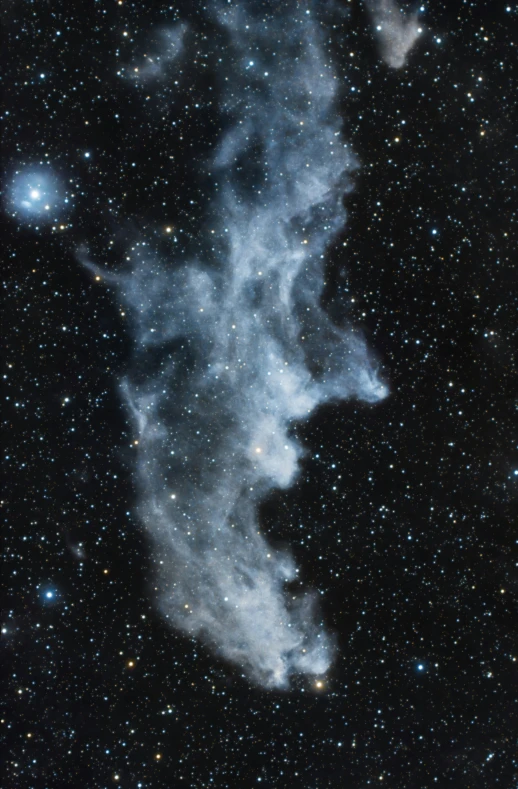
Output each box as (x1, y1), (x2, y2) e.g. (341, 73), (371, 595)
(85, 2), (387, 688)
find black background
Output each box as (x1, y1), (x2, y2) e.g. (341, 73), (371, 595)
(3, 1), (517, 787)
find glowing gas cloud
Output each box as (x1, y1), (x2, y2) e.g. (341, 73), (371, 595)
(364, 0), (422, 69)
(84, 1), (388, 688)
(7, 167), (70, 224)
(126, 23), (188, 83)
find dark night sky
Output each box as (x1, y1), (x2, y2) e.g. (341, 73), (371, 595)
(2, 1), (517, 788)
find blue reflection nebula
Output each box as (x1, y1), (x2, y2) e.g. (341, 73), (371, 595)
(8, 167), (69, 223)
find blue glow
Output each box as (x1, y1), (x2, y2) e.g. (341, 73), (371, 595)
(80, 0), (388, 690)
(40, 587), (59, 604)
(7, 167), (71, 224)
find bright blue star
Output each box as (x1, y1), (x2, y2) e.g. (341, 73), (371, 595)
(40, 587), (59, 604)
(7, 167), (71, 224)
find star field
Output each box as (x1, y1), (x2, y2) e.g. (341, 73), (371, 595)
(2, 1), (517, 787)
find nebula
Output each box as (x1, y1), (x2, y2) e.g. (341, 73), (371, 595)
(7, 167), (69, 224)
(83, 1), (388, 688)
(126, 23), (188, 83)
(364, 0), (422, 69)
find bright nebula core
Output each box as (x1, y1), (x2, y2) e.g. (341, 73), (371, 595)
(7, 168), (69, 223)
